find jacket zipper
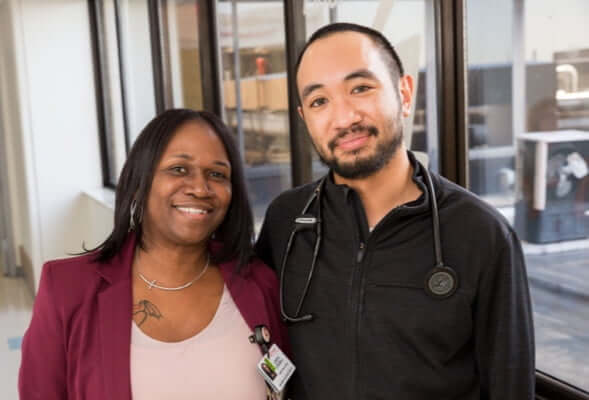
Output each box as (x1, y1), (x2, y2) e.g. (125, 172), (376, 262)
(357, 242), (366, 263)
(350, 239), (367, 398)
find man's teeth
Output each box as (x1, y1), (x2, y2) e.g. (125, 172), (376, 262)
(176, 207), (209, 214)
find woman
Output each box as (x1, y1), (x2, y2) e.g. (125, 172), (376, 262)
(19, 109), (288, 399)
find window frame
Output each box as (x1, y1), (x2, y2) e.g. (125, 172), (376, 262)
(89, 0), (220, 187)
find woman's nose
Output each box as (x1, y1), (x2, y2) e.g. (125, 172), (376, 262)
(185, 172), (212, 197)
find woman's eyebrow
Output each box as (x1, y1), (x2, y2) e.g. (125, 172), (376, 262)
(167, 154), (230, 169)
(212, 160), (230, 169)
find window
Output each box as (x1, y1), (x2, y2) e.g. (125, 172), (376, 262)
(159, 0), (206, 111)
(466, 0), (589, 393)
(216, 0), (292, 229)
(90, 0), (211, 186)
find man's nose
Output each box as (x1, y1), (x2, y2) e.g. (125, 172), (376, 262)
(332, 97), (362, 129)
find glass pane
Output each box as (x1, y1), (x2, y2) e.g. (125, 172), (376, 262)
(101, 0), (129, 183)
(118, 0), (157, 144)
(216, 0), (292, 231)
(161, 0), (204, 110)
(466, 0), (589, 391)
(303, 0), (440, 177)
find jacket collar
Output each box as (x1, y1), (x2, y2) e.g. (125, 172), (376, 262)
(96, 234), (135, 400)
(323, 150), (432, 218)
(95, 234), (137, 284)
(218, 258), (273, 336)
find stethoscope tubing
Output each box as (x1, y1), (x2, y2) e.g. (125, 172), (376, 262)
(422, 167), (444, 268)
(279, 179), (325, 323)
(279, 164), (457, 323)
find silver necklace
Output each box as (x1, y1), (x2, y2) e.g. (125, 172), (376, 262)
(138, 254), (210, 291)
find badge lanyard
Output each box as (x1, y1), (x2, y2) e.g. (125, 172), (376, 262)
(250, 325), (295, 399)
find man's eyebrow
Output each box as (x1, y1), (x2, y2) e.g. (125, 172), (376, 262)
(344, 69), (377, 81)
(300, 69), (378, 101)
(301, 83), (324, 101)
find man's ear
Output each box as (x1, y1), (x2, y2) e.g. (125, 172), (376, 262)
(297, 105), (304, 120)
(399, 75), (414, 117)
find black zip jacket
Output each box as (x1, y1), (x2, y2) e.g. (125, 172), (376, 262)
(255, 153), (535, 399)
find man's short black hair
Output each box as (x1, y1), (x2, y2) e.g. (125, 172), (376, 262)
(295, 22), (405, 96)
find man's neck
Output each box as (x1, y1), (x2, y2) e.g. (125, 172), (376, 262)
(333, 149), (422, 229)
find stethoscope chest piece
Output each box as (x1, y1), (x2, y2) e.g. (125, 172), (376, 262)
(425, 265), (458, 299)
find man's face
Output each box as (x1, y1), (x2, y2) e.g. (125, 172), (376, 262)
(296, 31), (413, 179)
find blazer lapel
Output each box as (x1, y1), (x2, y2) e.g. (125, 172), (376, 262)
(220, 262), (272, 334)
(96, 237), (135, 400)
(98, 280), (132, 399)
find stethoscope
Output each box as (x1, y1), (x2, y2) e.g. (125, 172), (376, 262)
(279, 166), (459, 323)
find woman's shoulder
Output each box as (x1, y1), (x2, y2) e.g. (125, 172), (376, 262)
(220, 256), (279, 296)
(38, 252), (110, 307)
(243, 257), (279, 289)
(42, 252), (102, 280)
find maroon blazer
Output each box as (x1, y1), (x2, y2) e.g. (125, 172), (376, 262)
(19, 236), (288, 400)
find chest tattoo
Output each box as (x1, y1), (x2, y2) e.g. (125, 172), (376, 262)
(133, 300), (163, 326)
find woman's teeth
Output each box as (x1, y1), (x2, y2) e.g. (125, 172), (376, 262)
(176, 207), (209, 214)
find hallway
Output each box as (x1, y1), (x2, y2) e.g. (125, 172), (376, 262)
(0, 254), (33, 400)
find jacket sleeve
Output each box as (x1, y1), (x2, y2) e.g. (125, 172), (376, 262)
(475, 231), (535, 399)
(19, 262), (67, 399)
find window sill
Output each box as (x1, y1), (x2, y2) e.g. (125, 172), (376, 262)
(82, 187), (115, 210)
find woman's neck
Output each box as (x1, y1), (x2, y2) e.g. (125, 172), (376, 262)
(133, 238), (209, 284)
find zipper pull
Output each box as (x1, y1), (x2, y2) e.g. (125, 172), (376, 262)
(357, 242), (366, 263)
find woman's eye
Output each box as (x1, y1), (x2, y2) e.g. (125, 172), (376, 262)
(170, 166), (187, 174)
(351, 85), (371, 94)
(209, 170), (228, 180)
(309, 97), (327, 108)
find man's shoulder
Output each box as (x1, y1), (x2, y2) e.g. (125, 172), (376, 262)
(435, 173), (516, 242)
(266, 179), (321, 218)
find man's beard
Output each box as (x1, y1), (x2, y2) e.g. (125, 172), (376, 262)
(315, 117), (404, 180)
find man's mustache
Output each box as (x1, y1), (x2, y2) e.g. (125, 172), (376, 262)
(328, 124), (379, 151)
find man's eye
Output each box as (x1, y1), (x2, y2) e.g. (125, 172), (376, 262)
(309, 97), (327, 108)
(351, 85), (371, 94)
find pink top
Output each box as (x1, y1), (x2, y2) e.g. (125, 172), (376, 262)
(130, 285), (268, 399)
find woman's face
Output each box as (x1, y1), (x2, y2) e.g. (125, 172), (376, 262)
(142, 121), (232, 249)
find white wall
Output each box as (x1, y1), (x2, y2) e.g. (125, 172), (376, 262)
(0, 0), (115, 289)
(0, 0), (37, 273)
(20, 0), (107, 267)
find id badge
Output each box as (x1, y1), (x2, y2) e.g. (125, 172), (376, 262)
(257, 344), (295, 394)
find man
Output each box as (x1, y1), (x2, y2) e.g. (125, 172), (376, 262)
(255, 23), (534, 399)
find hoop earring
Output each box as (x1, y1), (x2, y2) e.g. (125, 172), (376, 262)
(129, 200), (142, 231)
